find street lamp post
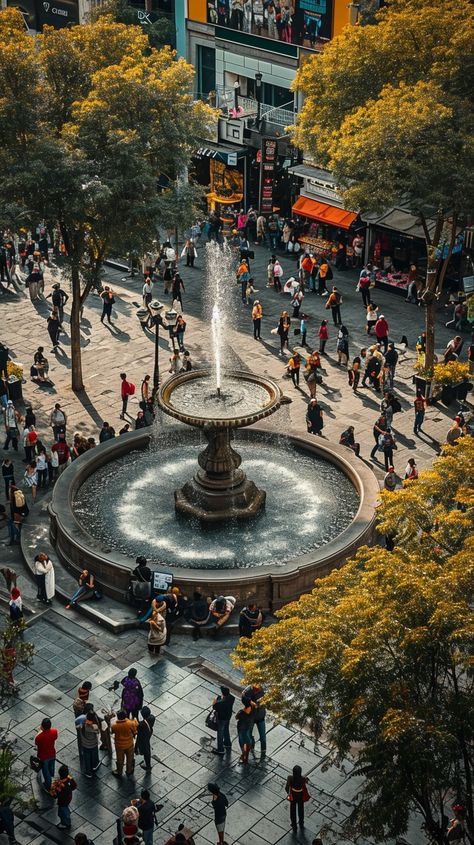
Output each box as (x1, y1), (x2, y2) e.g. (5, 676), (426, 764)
(255, 72), (263, 129)
(148, 299), (164, 399)
(233, 80), (240, 112)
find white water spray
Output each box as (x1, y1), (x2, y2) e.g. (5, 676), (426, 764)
(205, 240), (234, 395)
(211, 303), (222, 396)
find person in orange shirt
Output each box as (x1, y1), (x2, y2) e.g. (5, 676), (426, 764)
(252, 300), (263, 340)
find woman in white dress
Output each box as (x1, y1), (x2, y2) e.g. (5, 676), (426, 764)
(44, 556), (55, 604)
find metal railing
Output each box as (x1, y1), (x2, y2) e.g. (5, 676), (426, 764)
(194, 87), (296, 128)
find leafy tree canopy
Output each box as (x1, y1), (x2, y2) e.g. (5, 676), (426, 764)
(235, 438), (474, 843)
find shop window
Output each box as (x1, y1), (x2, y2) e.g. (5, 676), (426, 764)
(197, 45), (216, 97)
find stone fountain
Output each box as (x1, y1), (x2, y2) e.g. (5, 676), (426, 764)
(158, 369), (282, 521)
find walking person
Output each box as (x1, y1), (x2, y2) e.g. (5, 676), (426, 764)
(366, 303), (378, 335)
(111, 710), (138, 778)
(181, 239), (197, 267)
(336, 325), (349, 367)
(291, 286), (304, 317)
(171, 273), (185, 310)
(47, 308), (61, 352)
(212, 686), (235, 756)
(358, 268), (372, 307)
(141, 374), (151, 407)
(34, 717), (58, 792)
(317, 260), (330, 295)
(318, 320), (329, 354)
(287, 351), (301, 388)
(50, 765), (77, 830)
(175, 315), (186, 351)
(136, 706), (155, 771)
(286, 765), (309, 831)
(375, 314), (390, 353)
(208, 783), (228, 845)
(36, 448), (49, 489)
(273, 258), (283, 292)
(413, 390), (426, 435)
(120, 373), (135, 420)
(2, 458), (14, 500)
(100, 286), (115, 324)
(384, 342), (398, 390)
(276, 311), (291, 356)
(237, 259), (250, 304)
(46, 283), (69, 327)
(142, 276), (153, 307)
(252, 300), (262, 340)
(370, 415), (387, 460)
(300, 315), (307, 347)
(380, 427), (397, 471)
(3, 400), (20, 451)
(326, 286), (342, 326)
(306, 399), (324, 435)
(50, 403), (67, 440)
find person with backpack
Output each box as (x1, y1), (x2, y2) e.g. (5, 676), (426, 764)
(120, 373), (135, 420)
(325, 286), (342, 325)
(50, 764), (77, 829)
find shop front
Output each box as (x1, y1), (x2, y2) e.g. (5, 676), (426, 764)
(291, 195), (359, 262)
(362, 207), (434, 295)
(193, 143), (248, 229)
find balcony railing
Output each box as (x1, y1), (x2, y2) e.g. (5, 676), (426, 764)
(194, 86), (296, 129)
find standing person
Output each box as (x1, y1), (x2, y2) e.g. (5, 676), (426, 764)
(336, 325), (349, 367)
(46, 283), (69, 326)
(326, 286), (342, 326)
(207, 784), (228, 845)
(300, 315), (307, 347)
(380, 391), (394, 430)
(141, 375), (151, 407)
(100, 286), (115, 324)
(285, 765), (309, 831)
(348, 354), (361, 392)
(45, 555), (55, 603)
(306, 399), (323, 436)
(291, 286), (304, 317)
(252, 300), (263, 340)
(50, 765), (77, 830)
(358, 269), (372, 306)
(243, 684), (267, 754)
(370, 415), (387, 460)
(366, 303), (378, 335)
(23, 462), (38, 504)
(212, 686), (235, 756)
(3, 401), (20, 451)
(256, 213), (266, 244)
(2, 458), (14, 500)
(266, 256), (275, 288)
(120, 373), (135, 420)
(111, 710), (138, 778)
(175, 315), (187, 351)
(34, 553), (52, 604)
(276, 311), (291, 356)
(78, 711), (100, 778)
(236, 697), (254, 764)
(318, 320), (329, 354)
(384, 342), (398, 390)
(131, 789), (156, 845)
(147, 606), (166, 654)
(121, 668), (144, 719)
(171, 273), (185, 310)
(317, 260), (329, 295)
(47, 308), (61, 352)
(136, 706), (155, 772)
(181, 239), (197, 268)
(50, 403), (67, 440)
(237, 259), (250, 304)
(25, 264), (44, 301)
(142, 276), (153, 307)
(51, 432), (71, 473)
(380, 427), (397, 471)
(99, 421), (115, 442)
(287, 351), (301, 388)
(34, 717), (58, 792)
(375, 314), (389, 353)
(273, 258), (283, 292)
(36, 448), (49, 489)
(413, 390), (426, 435)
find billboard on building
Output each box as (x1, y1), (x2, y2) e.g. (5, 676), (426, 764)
(206, 0), (333, 49)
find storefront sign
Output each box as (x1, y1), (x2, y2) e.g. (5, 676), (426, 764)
(259, 138), (276, 214)
(210, 158), (244, 203)
(35, 0), (79, 28)
(303, 175), (341, 204)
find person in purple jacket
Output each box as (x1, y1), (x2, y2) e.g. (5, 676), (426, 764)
(121, 668), (144, 719)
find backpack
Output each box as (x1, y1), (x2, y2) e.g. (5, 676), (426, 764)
(14, 489), (25, 508)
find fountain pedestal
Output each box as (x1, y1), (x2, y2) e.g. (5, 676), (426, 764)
(175, 425), (266, 521)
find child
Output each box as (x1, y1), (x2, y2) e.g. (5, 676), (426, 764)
(50, 764), (77, 830)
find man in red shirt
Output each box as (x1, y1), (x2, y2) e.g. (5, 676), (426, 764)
(35, 717), (58, 791)
(374, 314), (389, 353)
(120, 372), (135, 420)
(51, 432), (71, 474)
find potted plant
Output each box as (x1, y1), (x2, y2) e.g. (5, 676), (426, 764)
(413, 355), (434, 399)
(433, 361), (471, 405)
(5, 360), (24, 403)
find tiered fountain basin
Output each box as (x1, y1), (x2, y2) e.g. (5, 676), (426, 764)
(49, 369), (379, 610)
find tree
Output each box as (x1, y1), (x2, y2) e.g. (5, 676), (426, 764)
(0, 9), (215, 391)
(91, 0), (176, 50)
(293, 0), (474, 372)
(0, 620), (34, 698)
(234, 438), (474, 844)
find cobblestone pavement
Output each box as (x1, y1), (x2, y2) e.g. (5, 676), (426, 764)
(0, 238), (468, 845)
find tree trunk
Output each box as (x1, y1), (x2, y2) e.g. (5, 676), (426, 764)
(70, 262), (84, 392)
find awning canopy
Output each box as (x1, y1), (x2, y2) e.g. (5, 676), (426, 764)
(361, 207), (436, 240)
(287, 164), (336, 182)
(292, 196), (357, 230)
(195, 143), (247, 165)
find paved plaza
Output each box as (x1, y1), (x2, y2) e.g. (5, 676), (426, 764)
(0, 237), (469, 845)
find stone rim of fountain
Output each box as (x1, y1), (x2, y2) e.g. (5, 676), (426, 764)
(157, 369), (283, 429)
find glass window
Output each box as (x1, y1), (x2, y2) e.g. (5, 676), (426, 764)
(197, 45), (216, 97)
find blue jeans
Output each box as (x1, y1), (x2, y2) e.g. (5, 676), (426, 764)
(414, 410), (425, 432)
(0, 395), (8, 409)
(58, 804), (71, 828)
(41, 758), (55, 789)
(251, 719), (267, 750)
(142, 828), (153, 845)
(69, 586), (87, 604)
(217, 719), (231, 753)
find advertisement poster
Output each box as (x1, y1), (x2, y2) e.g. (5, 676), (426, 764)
(206, 0), (332, 48)
(259, 138), (276, 214)
(209, 159), (244, 203)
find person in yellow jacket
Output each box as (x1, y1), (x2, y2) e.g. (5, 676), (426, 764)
(252, 300), (263, 340)
(287, 351), (301, 388)
(111, 711), (138, 777)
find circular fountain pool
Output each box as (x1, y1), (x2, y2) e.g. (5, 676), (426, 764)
(73, 439), (359, 570)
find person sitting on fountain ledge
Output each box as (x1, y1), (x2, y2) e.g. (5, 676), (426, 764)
(239, 602), (264, 638)
(209, 595), (236, 636)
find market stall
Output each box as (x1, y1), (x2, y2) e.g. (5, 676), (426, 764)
(291, 195), (359, 261)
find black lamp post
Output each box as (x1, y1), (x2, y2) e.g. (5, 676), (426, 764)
(148, 299), (165, 399)
(233, 80), (240, 112)
(255, 72), (263, 129)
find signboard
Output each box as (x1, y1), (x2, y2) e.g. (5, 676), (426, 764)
(206, 0), (332, 50)
(152, 571), (173, 592)
(210, 158), (243, 203)
(35, 0), (79, 28)
(259, 138), (277, 214)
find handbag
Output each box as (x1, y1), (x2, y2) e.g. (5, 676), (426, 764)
(205, 709), (218, 732)
(302, 783), (310, 802)
(30, 755), (41, 772)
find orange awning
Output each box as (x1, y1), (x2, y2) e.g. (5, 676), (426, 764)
(292, 196), (357, 230)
